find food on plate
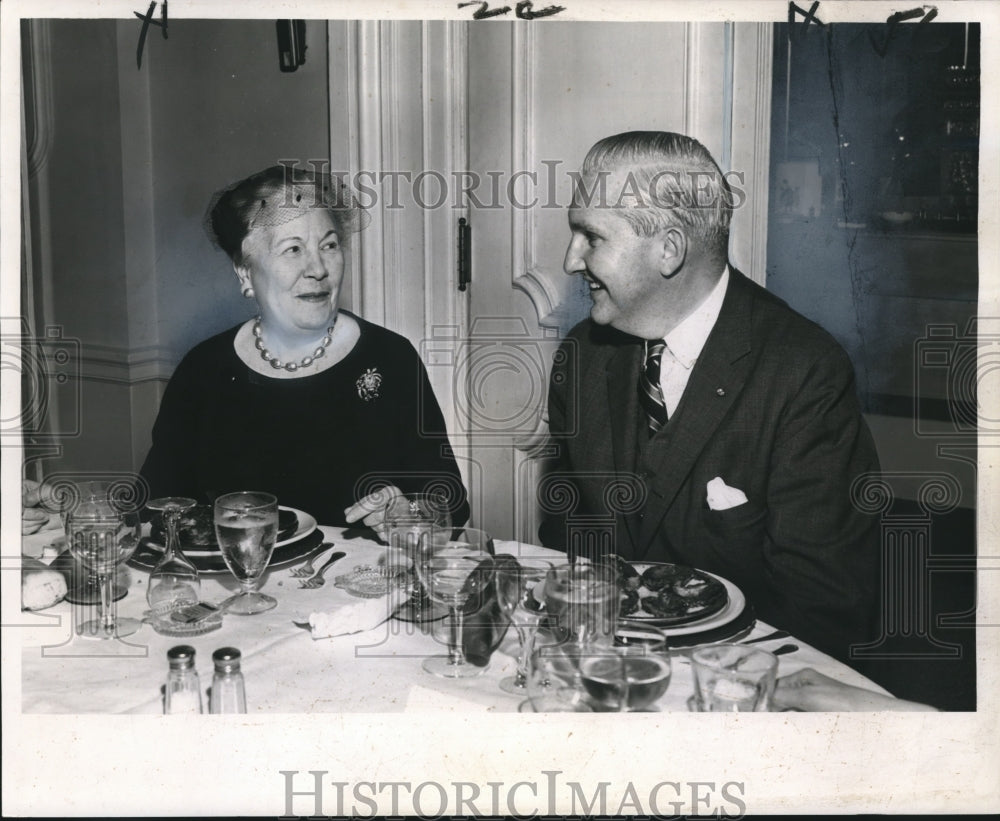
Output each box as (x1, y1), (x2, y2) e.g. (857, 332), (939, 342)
(639, 563), (692, 591)
(606, 553), (641, 591)
(619, 589), (641, 616)
(151, 504), (216, 547)
(21, 557), (68, 611)
(610, 559), (728, 622)
(151, 504), (299, 548)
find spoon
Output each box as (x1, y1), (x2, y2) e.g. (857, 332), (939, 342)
(742, 629), (791, 645)
(169, 595), (239, 625)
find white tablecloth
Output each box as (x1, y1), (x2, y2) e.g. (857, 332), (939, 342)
(20, 526), (889, 714)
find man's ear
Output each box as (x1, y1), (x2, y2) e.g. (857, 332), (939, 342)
(657, 227), (687, 278)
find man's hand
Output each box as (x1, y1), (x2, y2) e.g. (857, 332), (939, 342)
(343, 484), (403, 540)
(773, 668), (937, 712)
(22, 479), (56, 535)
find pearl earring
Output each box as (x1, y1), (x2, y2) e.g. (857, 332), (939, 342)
(242, 286), (255, 299)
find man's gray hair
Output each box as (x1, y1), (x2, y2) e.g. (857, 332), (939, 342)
(581, 131), (734, 256)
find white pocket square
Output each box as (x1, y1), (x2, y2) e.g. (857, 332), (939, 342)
(706, 477), (749, 511)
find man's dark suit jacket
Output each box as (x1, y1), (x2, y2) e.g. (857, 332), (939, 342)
(541, 268), (882, 664)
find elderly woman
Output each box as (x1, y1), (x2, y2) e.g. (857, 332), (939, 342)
(139, 165), (469, 529)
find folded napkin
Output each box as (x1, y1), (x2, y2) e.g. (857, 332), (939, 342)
(706, 476), (749, 511)
(306, 588), (410, 639)
(460, 554), (516, 666)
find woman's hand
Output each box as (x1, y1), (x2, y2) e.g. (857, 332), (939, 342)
(344, 484), (403, 540)
(773, 668), (937, 712)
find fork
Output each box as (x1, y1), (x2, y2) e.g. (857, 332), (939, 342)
(298, 550), (346, 589)
(290, 543), (335, 578)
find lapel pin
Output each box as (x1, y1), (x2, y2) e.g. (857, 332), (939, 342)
(716, 387), (726, 396)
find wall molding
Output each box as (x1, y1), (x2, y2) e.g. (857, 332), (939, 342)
(729, 22), (774, 283)
(504, 22), (562, 544)
(349, 20), (387, 325)
(77, 343), (177, 385)
(683, 22), (701, 137)
(23, 20), (54, 178)
(507, 28), (568, 333)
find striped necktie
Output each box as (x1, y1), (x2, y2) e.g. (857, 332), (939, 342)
(638, 339), (668, 436)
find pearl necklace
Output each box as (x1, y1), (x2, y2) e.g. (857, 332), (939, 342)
(252, 315), (336, 372)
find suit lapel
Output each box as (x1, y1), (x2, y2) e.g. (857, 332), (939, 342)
(605, 343), (642, 475)
(637, 270), (756, 553)
(604, 342), (643, 551)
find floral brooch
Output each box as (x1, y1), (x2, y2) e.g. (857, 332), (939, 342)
(356, 367), (382, 401)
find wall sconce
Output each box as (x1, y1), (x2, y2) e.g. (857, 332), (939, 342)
(276, 20), (306, 72)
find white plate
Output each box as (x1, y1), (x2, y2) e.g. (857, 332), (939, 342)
(620, 566), (746, 638)
(176, 506), (317, 555)
(278, 507), (318, 546)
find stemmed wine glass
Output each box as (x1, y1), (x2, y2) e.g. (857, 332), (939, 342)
(146, 497), (201, 612)
(413, 526), (495, 678)
(61, 481), (129, 605)
(383, 492), (452, 622)
(525, 642), (593, 712)
(213, 491), (279, 615)
(494, 557), (554, 695)
(65, 493), (142, 638)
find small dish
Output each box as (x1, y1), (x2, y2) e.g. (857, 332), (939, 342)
(143, 603), (223, 636)
(334, 565), (408, 598)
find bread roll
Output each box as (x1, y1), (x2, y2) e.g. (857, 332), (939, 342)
(21, 557), (68, 611)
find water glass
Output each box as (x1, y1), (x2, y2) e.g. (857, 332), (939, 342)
(690, 644), (778, 712)
(542, 562), (618, 646)
(579, 625), (672, 712)
(213, 491), (279, 615)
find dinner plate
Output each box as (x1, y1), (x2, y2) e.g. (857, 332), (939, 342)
(175, 507), (317, 555)
(128, 506), (323, 575)
(620, 567), (751, 646)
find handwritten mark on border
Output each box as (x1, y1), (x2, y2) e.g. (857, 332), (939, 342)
(135, 0), (168, 70)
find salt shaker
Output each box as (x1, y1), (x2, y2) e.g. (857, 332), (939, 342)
(209, 647), (247, 714)
(164, 645), (202, 714)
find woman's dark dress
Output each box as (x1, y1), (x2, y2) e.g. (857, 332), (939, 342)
(139, 313), (469, 526)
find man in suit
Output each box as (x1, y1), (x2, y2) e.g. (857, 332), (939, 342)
(541, 131), (881, 664)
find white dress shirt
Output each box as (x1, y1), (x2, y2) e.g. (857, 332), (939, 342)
(658, 266), (730, 416)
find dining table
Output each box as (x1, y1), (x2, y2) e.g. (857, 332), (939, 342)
(19, 523), (892, 714)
